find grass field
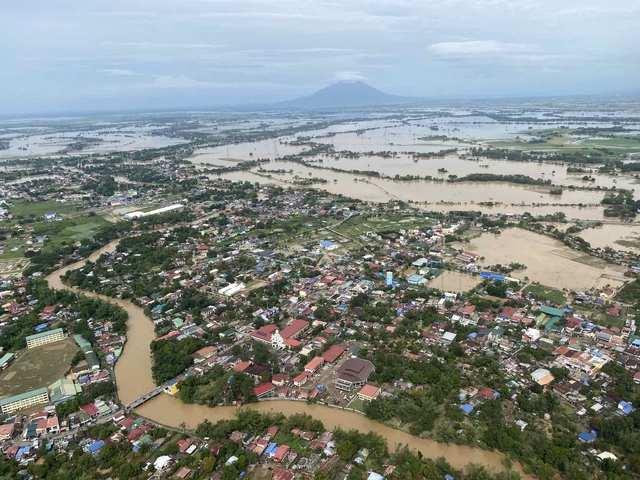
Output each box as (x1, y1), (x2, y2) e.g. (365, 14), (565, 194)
(523, 283), (567, 305)
(9, 199), (76, 218)
(61, 222), (104, 240)
(0, 338), (78, 399)
(0, 198), (112, 262)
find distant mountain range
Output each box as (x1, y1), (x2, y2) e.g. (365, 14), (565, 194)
(282, 81), (418, 108)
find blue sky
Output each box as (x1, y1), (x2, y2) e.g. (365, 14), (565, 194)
(3, 0), (640, 114)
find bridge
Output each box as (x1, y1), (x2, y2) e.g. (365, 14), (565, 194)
(125, 385), (167, 411)
(124, 337), (249, 412)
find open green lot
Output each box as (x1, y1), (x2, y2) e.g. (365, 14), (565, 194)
(1, 199), (112, 262)
(334, 214), (424, 237)
(0, 338), (78, 399)
(9, 199), (77, 218)
(523, 283), (567, 305)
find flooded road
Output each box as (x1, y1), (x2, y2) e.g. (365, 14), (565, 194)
(45, 237), (530, 477)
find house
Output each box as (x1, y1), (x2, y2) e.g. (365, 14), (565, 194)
(522, 328), (541, 343)
(357, 384), (381, 402)
(253, 382), (275, 399)
(531, 368), (555, 386)
(272, 373), (290, 387)
(322, 345), (347, 364)
(619, 401), (635, 416)
(193, 346), (217, 363)
(304, 356), (325, 374)
(273, 445), (291, 463)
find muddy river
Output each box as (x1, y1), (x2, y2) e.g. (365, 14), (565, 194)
(45, 238), (529, 477)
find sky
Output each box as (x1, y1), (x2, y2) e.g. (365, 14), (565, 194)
(2, 0), (640, 114)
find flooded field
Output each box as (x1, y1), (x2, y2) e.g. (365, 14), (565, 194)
(0, 129), (185, 159)
(579, 224), (640, 253)
(428, 271), (482, 293)
(215, 163), (609, 220)
(464, 228), (627, 290)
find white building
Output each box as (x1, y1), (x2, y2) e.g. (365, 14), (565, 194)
(25, 328), (65, 349)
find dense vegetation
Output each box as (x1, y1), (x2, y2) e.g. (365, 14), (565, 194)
(0, 280), (127, 351)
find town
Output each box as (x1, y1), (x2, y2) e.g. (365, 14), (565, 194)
(0, 163), (638, 480)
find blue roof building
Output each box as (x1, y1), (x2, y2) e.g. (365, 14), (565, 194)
(461, 404), (474, 414)
(578, 432), (595, 443)
(88, 440), (105, 454)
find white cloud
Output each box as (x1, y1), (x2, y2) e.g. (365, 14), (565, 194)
(100, 68), (137, 76)
(427, 40), (573, 64)
(128, 74), (283, 90)
(427, 40), (538, 59)
(333, 71), (366, 81)
(102, 42), (226, 50)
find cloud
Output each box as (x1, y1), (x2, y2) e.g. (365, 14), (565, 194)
(102, 42), (226, 50)
(333, 71), (366, 81)
(427, 40), (572, 64)
(128, 74), (283, 90)
(100, 68), (137, 76)
(427, 40), (538, 59)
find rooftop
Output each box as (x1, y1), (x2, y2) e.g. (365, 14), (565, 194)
(336, 358), (374, 383)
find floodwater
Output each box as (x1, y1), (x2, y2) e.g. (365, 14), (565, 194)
(217, 165), (609, 220)
(464, 228), (626, 291)
(45, 238), (529, 478)
(579, 224), (640, 254)
(0, 130), (184, 159)
(428, 271), (482, 293)
(45, 240), (157, 403)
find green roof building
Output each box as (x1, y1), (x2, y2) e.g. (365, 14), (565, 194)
(25, 328), (65, 349)
(539, 306), (564, 317)
(0, 353), (15, 369)
(49, 379), (82, 405)
(0, 387), (49, 414)
(73, 334), (93, 354)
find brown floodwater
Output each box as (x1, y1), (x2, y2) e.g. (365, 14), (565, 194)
(136, 396), (528, 477)
(464, 228), (627, 290)
(579, 224), (640, 254)
(217, 167), (608, 220)
(45, 238), (530, 478)
(428, 271), (482, 293)
(45, 240), (157, 403)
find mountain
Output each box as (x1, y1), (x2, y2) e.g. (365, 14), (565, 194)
(283, 81), (417, 108)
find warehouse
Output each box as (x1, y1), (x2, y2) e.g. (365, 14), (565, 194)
(123, 204), (184, 220)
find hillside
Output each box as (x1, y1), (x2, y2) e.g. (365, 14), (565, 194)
(284, 81), (417, 108)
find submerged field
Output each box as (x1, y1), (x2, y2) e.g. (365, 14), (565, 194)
(428, 271), (482, 293)
(464, 228), (627, 291)
(579, 224), (640, 254)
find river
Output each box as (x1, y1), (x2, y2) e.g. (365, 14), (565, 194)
(45, 238), (530, 477)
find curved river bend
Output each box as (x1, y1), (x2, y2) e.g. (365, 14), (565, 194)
(46, 240), (529, 478)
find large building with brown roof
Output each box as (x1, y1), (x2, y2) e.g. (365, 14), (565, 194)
(334, 358), (374, 391)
